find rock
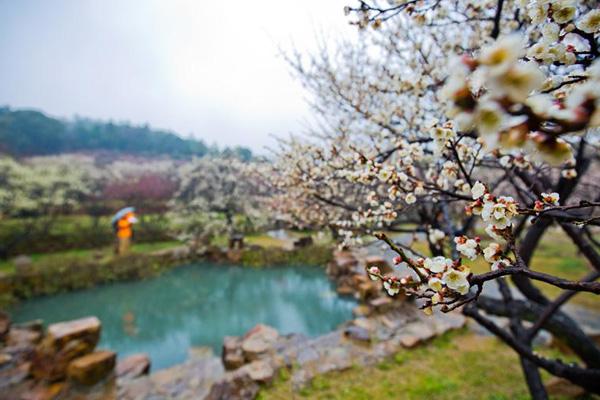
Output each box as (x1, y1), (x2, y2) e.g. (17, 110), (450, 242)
(241, 324), (279, 362)
(67, 350), (116, 386)
(343, 325), (371, 343)
(336, 285), (354, 296)
(116, 353), (150, 379)
(293, 236), (313, 248)
(14, 319), (44, 334)
(46, 316), (101, 349)
(13, 255), (33, 274)
(357, 282), (380, 300)
(7, 328), (42, 347)
(0, 361), (30, 391)
(188, 346), (214, 361)
(327, 253), (358, 278)
(0, 311), (10, 342)
(20, 382), (65, 400)
(399, 335), (422, 348)
(352, 305), (371, 317)
(226, 249), (243, 263)
(31, 316), (101, 381)
(240, 360), (275, 384)
(206, 372), (260, 400)
(545, 377), (586, 398)
(222, 336), (245, 370)
(369, 296), (394, 313)
(0, 352), (12, 367)
(364, 256), (392, 274)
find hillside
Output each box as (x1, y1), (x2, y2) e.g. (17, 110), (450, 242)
(0, 107), (252, 160)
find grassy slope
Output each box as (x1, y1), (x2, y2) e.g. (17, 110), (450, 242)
(261, 331), (582, 400)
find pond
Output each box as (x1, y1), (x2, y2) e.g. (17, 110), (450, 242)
(9, 263), (357, 370)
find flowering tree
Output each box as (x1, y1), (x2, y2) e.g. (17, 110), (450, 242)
(271, 1), (600, 397)
(169, 157), (268, 249)
(0, 155), (102, 257)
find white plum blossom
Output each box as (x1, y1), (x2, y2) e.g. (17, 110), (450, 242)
(471, 181), (486, 199)
(367, 266), (381, 281)
(541, 192), (560, 205)
(424, 256), (453, 273)
(428, 229), (446, 243)
(491, 258), (512, 271)
(383, 277), (401, 296)
(428, 277), (444, 292)
(483, 242), (502, 263)
(442, 268), (471, 295)
(405, 193), (417, 204)
(454, 236), (479, 260)
(577, 9), (600, 33)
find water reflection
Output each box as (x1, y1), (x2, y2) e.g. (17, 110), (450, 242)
(10, 263), (356, 370)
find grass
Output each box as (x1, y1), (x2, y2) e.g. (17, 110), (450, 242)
(0, 240), (182, 275)
(260, 330), (583, 400)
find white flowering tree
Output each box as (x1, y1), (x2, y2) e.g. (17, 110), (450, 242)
(170, 157), (268, 249)
(0, 155), (102, 257)
(270, 1), (600, 397)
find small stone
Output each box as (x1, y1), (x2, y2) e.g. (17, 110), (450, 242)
(0, 311), (10, 342)
(240, 360), (275, 384)
(343, 325), (371, 343)
(369, 296), (394, 313)
(399, 335), (422, 348)
(336, 285), (354, 296)
(67, 350), (116, 386)
(14, 319), (44, 333)
(7, 328), (42, 347)
(13, 255), (33, 274)
(0, 353), (13, 367)
(116, 353), (150, 379)
(352, 305), (371, 317)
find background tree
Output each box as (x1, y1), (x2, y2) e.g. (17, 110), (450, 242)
(170, 157), (268, 250)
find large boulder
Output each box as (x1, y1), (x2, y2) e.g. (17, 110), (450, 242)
(31, 316), (101, 381)
(67, 350), (116, 386)
(116, 353), (150, 380)
(241, 324), (279, 362)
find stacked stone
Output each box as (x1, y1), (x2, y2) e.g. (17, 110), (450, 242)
(0, 315), (151, 399)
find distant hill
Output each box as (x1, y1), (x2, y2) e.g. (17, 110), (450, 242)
(0, 107), (252, 160)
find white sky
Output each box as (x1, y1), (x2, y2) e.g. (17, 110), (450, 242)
(0, 0), (353, 152)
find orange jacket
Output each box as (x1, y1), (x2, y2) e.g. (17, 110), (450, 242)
(117, 216), (133, 238)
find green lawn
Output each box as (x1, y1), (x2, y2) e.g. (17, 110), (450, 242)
(0, 240), (182, 275)
(260, 330), (582, 400)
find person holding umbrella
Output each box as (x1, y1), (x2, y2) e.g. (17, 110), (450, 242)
(112, 207), (138, 255)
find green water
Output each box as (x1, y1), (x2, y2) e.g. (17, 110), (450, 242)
(10, 263), (356, 370)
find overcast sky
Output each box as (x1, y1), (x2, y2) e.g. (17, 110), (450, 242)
(0, 0), (352, 152)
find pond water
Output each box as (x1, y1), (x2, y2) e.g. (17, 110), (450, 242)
(10, 263), (356, 370)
